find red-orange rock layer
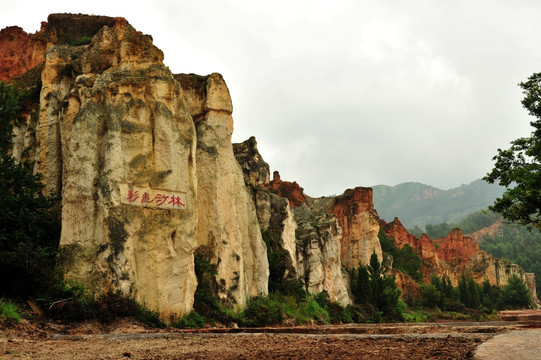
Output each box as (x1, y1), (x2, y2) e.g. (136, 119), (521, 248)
(330, 187), (380, 266)
(0, 14), (120, 82)
(434, 228), (479, 267)
(0, 26), (46, 82)
(330, 187), (374, 217)
(380, 218), (440, 280)
(266, 171), (307, 207)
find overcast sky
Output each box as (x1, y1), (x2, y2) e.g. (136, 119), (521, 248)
(2, 0), (541, 196)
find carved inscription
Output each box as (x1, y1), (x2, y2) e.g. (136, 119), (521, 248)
(120, 183), (186, 210)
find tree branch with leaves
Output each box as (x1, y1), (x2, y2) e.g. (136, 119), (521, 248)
(485, 73), (541, 230)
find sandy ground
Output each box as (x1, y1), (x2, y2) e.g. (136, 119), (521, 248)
(1, 314), (540, 360)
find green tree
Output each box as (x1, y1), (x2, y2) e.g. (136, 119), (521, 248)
(484, 72), (541, 230)
(395, 244), (422, 281)
(458, 273), (469, 306)
(430, 275), (445, 308)
(467, 277), (481, 309)
(481, 279), (495, 311)
(0, 82), (60, 297)
(425, 223), (453, 239)
(350, 253), (403, 320)
(0, 82), (18, 154)
(351, 263), (371, 304)
(367, 252), (402, 320)
(378, 230), (422, 281)
(420, 283), (441, 309)
(499, 275), (531, 309)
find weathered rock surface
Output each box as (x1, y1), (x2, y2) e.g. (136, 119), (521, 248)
(0, 25), (46, 82)
(330, 187), (383, 267)
(191, 74), (268, 305)
(232, 143), (360, 305)
(293, 198), (351, 305)
(233, 136), (272, 229)
(266, 171), (308, 207)
(380, 218), (540, 307)
(7, 14), (268, 320)
(32, 18), (199, 320)
(434, 228), (480, 267)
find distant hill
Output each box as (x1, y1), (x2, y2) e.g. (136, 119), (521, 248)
(372, 179), (506, 229)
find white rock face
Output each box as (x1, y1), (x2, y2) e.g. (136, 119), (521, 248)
(194, 100), (269, 305)
(293, 201), (351, 306)
(305, 217), (350, 306)
(39, 24), (200, 320)
(12, 20), (269, 320)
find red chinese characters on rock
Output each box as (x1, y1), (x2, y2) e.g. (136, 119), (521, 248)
(141, 192), (153, 204)
(127, 190), (140, 203)
(125, 190), (185, 208)
(154, 194), (169, 206)
(168, 195), (185, 207)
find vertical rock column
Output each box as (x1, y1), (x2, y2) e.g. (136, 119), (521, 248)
(195, 74), (269, 306)
(330, 187), (383, 267)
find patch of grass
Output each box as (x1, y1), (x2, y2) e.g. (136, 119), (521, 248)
(298, 297), (329, 324)
(174, 311), (207, 328)
(240, 295), (284, 327)
(0, 299), (20, 325)
(403, 310), (430, 323)
(435, 311), (472, 321)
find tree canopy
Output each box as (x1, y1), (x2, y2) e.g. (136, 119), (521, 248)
(485, 72), (541, 230)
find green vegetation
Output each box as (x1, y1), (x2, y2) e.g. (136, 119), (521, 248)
(416, 273), (530, 314)
(0, 299), (20, 325)
(0, 82), (61, 298)
(500, 274), (532, 309)
(70, 36), (92, 46)
(34, 277), (165, 327)
(419, 211), (500, 239)
(485, 72), (541, 231)
(480, 223), (541, 298)
(379, 231), (422, 281)
(350, 252), (404, 321)
(261, 229), (305, 298)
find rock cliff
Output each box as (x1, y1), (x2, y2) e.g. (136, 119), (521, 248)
(380, 218), (540, 307)
(330, 187), (383, 267)
(4, 14), (268, 321)
(233, 138), (386, 305)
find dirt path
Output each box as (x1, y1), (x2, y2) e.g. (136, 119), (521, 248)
(3, 332), (489, 360)
(474, 328), (541, 360)
(1, 319), (538, 360)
